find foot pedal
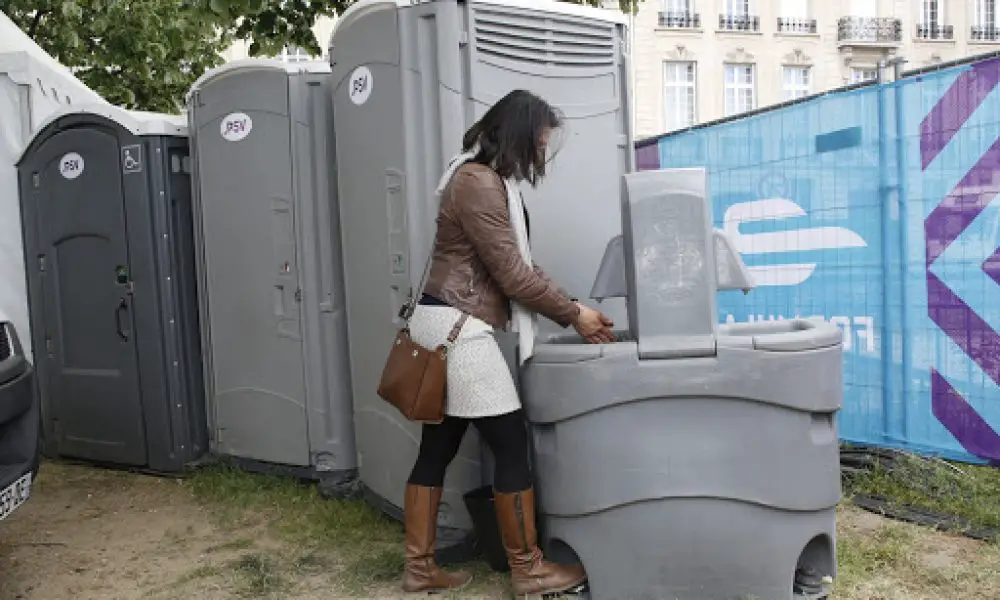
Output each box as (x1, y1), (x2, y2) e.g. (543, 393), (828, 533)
(793, 591), (830, 600)
(544, 582), (589, 598)
(794, 566), (832, 599)
(532, 581), (588, 599)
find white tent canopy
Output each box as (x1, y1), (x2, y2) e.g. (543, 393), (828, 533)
(1, 11), (105, 357)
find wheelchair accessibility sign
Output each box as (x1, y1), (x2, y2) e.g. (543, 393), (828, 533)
(122, 144), (142, 174)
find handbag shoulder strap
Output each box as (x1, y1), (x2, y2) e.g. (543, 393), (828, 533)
(400, 183), (449, 323)
(399, 250), (434, 323)
(446, 314), (470, 344)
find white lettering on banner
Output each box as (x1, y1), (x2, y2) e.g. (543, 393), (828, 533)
(349, 66), (373, 106)
(220, 112), (252, 142)
(723, 198), (867, 287)
(724, 313), (876, 353)
(58, 152), (84, 180)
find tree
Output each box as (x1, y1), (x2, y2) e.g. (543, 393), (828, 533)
(2, 0), (643, 113)
(201, 0), (644, 58)
(1, 1), (232, 113)
(198, 0), (346, 59)
(564, 0), (643, 13)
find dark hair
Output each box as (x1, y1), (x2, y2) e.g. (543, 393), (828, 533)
(462, 89), (563, 187)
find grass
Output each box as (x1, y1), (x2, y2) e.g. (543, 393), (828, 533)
(228, 552), (287, 597)
(833, 510), (1000, 599)
(843, 452), (1000, 536)
(186, 463), (514, 597)
(834, 453), (1000, 599)
(188, 463), (407, 593)
(183, 459), (1000, 599)
(836, 521), (915, 584)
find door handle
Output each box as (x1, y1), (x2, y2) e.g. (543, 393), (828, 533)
(115, 297), (129, 342)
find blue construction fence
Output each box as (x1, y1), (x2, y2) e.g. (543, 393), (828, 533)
(635, 54), (1000, 465)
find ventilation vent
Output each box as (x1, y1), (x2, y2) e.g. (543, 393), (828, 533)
(473, 8), (616, 67)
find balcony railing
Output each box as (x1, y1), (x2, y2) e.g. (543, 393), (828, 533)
(971, 25), (1000, 42)
(778, 17), (817, 34)
(837, 16), (903, 44)
(659, 11), (701, 29)
(719, 14), (760, 32)
(916, 24), (954, 40)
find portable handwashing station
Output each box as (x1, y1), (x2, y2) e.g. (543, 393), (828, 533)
(520, 168), (842, 600)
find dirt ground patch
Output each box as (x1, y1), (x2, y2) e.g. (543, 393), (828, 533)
(0, 463), (502, 600)
(0, 462), (997, 600)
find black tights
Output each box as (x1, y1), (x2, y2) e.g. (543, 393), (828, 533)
(408, 410), (531, 493)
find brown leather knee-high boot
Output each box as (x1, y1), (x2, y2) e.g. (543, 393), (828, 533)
(494, 488), (587, 597)
(402, 484), (473, 594)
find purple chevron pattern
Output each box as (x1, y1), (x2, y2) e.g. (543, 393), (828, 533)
(921, 57), (1000, 462)
(635, 143), (659, 171)
(920, 61), (1000, 170)
(985, 247), (1000, 287)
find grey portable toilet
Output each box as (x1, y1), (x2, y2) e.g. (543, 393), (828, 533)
(329, 0), (630, 556)
(17, 104), (206, 472)
(186, 59), (357, 493)
(522, 168), (843, 600)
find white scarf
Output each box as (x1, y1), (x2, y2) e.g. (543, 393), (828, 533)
(435, 149), (538, 364)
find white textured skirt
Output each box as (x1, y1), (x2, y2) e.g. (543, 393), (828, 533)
(407, 305), (521, 418)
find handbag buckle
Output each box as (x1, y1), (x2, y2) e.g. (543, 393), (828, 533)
(398, 300), (414, 320)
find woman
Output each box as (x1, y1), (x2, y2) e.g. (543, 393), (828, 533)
(401, 89), (615, 597)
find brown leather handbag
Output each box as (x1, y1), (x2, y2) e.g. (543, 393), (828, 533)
(377, 255), (469, 424)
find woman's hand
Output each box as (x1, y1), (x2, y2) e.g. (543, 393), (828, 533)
(573, 304), (615, 344)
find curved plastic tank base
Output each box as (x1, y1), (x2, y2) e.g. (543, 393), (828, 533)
(359, 485), (480, 565)
(523, 319), (843, 600)
(542, 500), (836, 600)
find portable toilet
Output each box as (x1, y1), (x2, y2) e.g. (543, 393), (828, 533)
(1, 50), (106, 360)
(186, 60), (357, 494)
(522, 168), (843, 600)
(328, 0), (630, 558)
(17, 104), (206, 472)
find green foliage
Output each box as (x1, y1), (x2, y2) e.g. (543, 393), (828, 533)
(1, 1), (231, 113)
(565, 0), (643, 14)
(196, 0), (347, 58)
(1, 0), (643, 113)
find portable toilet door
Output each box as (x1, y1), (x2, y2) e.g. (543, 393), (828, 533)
(16, 105), (207, 472)
(186, 60), (357, 490)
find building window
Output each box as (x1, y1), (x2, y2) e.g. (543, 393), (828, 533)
(917, 0), (953, 38)
(920, 0), (941, 27)
(724, 63), (755, 117)
(973, 0), (1000, 41)
(725, 0), (751, 17)
(663, 61), (697, 131)
(278, 46), (312, 63)
(782, 66), (811, 100)
(778, 0), (816, 33)
(660, 0), (700, 28)
(851, 0), (877, 17)
(851, 67), (878, 83)
(976, 0), (998, 25)
(663, 0), (692, 11)
(720, 0), (759, 31)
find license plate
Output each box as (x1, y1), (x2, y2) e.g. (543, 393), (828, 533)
(0, 471), (32, 521)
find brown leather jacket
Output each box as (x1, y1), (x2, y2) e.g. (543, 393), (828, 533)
(422, 162), (580, 330)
